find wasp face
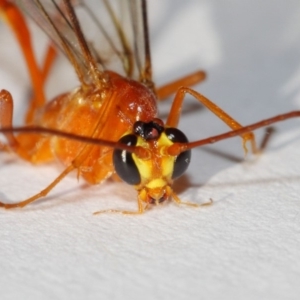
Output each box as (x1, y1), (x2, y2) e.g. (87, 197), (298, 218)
(113, 119), (191, 205)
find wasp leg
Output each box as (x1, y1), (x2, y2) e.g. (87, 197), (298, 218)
(0, 164), (75, 209)
(156, 70), (206, 100)
(0, 90), (48, 161)
(93, 198), (147, 215)
(0, 0), (58, 123)
(25, 44), (57, 124)
(1, 1), (46, 115)
(167, 87), (258, 155)
(0, 90), (19, 150)
(171, 191), (213, 208)
(40, 44), (57, 83)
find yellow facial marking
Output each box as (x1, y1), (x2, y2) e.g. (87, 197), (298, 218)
(132, 132), (176, 188)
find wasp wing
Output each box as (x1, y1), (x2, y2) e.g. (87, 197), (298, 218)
(15, 0), (153, 87)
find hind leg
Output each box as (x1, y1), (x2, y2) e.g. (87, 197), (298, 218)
(1, 0), (45, 112)
(1, 0), (57, 123)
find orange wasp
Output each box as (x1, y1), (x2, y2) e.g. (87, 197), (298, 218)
(0, 0), (299, 214)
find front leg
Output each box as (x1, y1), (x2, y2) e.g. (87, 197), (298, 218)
(93, 197), (147, 215)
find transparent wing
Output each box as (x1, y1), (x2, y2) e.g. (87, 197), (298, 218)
(14, 0), (153, 86)
(75, 0), (153, 83)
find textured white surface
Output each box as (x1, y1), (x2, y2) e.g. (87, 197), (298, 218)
(1, 1), (300, 299)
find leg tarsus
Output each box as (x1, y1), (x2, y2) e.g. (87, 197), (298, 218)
(243, 132), (258, 155)
(172, 192), (213, 208)
(93, 198), (146, 215)
(243, 126), (275, 156)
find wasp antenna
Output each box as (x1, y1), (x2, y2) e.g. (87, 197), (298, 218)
(0, 126), (141, 153)
(183, 111), (300, 151)
(167, 143), (187, 156)
(131, 146), (151, 160)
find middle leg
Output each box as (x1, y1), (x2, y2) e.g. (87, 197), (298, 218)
(167, 87), (258, 154)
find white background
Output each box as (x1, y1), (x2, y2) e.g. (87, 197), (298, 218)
(1, 1), (300, 299)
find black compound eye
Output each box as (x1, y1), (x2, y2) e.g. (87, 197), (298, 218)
(165, 128), (191, 179)
(113, 134), (141, 185)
